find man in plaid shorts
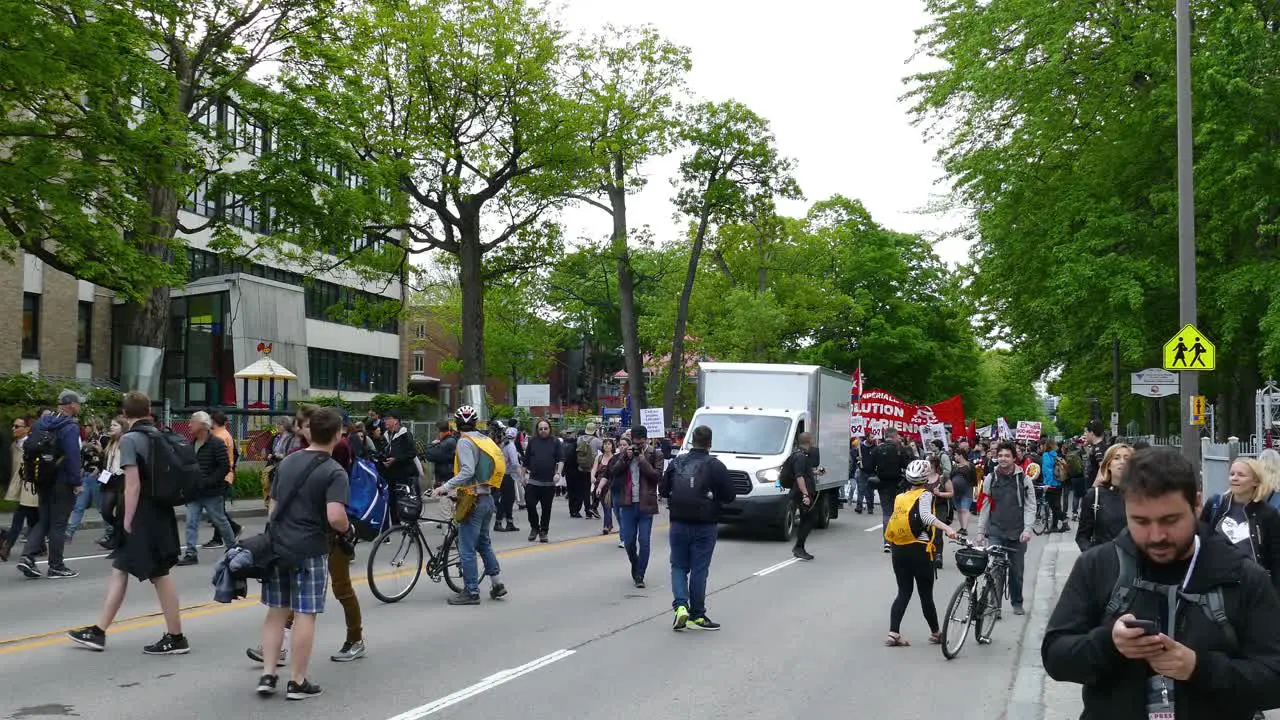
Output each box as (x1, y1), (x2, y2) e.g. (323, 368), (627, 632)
(255, 407), (351, 701)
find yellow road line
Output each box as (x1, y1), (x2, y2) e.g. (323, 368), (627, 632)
(0, 526), (650, 656)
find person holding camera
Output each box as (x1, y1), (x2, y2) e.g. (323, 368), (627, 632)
(604, 425), (664, 588)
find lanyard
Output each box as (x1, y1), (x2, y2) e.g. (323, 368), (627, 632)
(1164, 535), (1201, 642)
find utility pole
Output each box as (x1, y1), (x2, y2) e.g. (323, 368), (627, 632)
(1176, 0), (1201, 467)
(1112, 339), (1121, 432)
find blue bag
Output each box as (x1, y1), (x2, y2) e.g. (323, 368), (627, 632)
(347, 458), (389, 541)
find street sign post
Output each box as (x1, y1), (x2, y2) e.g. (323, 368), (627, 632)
(1191, 395), (1207, 426)
(1163, 324), (1215, 372)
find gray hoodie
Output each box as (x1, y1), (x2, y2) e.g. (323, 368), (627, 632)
(976, 467), (1036, 539)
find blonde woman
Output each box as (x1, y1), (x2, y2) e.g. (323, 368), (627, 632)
(1257, 448), (1280, 512)
(592, 437), (618, 536)
(96, 417), (129, 550)
(1074, 443), (1133, 552)
(1201, 458), (1280, 592)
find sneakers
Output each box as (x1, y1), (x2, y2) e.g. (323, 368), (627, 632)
(539, 532), (549, 544)
(68, 626), (106, 651)
(47, 565), (78, 579)
(143, 633), (190, 655)
(256, 674), (278, 696)
(632, 576), (645, 589)
(447, 592), (481, 606)
(793, 548), (814, 561)
(672, 605), (689, 631)
(247, 646), (288, 666)
(504, 522), (519, 532)
(689, 616), (721, 631)
(330, 640), (367, 662)
(176, 553), (198, 567)
(527, 530), (538, 542)
(201, 538), (226, 549)
(882, 542), (891, 554)
(16, 556), (41, 578)
(489, 582), (508, 600)
(1012, 605), (1026, 616)
(286, 679), (323, 701)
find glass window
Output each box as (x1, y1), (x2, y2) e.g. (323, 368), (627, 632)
(690, 413), (795, 456)
(413, 352), (424, 373)
(415, 323), (425, 339)
(77, 301), (93, 362)
(21, 293), (39, 358)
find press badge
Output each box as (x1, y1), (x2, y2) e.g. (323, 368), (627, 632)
(1146, 675), (1175, 720)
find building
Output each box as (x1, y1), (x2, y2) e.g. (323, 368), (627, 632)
(403, 309), (508, 414)
(2, 97), (409, 407)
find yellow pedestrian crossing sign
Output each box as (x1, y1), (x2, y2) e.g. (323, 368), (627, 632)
(1163, 324), (1215, 371)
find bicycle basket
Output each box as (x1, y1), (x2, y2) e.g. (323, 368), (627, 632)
(395, 489), (423, 522)
(955, 546), (989, 578)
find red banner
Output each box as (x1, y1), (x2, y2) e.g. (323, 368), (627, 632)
(850, 390), (967, 441)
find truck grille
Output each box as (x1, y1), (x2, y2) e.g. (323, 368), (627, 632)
(728, 471), (753, 494)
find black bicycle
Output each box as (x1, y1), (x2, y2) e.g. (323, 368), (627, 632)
(939, 536), (1011, 659)
(366, 488), (462, 603)
(1031, 484), (1053, 536)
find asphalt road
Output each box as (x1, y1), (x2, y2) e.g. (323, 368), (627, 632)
(0, 500), (1046, 720)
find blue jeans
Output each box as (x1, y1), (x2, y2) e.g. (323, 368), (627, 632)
(67, 476), (102, 537)
(616, 504), (653, 580)
(987, 533), (1027, 606)
(184, 495), (236, 556)
(458, 494), (500, 594)
(669, 522), (718, 617)
(855, 471), (875, 509)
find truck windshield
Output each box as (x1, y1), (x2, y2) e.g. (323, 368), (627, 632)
(693, 414), (792, 455)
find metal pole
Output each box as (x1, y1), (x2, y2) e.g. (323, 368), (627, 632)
(1176, 0), (1200, 467)
(1112, 338), (1121, 426)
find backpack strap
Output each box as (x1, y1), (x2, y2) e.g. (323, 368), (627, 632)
(268, 453), (330, 530)
(1197, 588), (1237, 647)
(1105, 543), (1138, 617)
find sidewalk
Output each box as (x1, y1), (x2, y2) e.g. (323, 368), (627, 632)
(0, 502), (269, 534)
(1005, 531), (1082, 720)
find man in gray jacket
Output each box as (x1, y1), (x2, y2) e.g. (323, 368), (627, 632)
(976, 440), (1037, 616)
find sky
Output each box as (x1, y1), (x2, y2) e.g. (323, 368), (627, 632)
(554, 0), (971, 265)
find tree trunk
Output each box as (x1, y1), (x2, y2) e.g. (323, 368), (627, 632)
(663, 209), (711, 420)
(458, 208), (486, 387)
(608, 169), (646, 413)
(120, 183), (180, 396)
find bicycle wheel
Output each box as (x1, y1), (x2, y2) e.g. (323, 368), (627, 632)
(940, 580), (974, 660)
(367, 524), (424, 603)
(439, 528), (464, 594)
(1032, 503), (1050, 536)
(975, 575), (1001, 644)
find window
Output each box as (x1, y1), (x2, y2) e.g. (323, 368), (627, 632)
(77, 301), (93, 362)
(21, 293), (39, 358)
(183, 176), (218, 217)
(413, 352), (424, 373)
(225, 192), (258, 232)
(308, 348), (399, 393)
(225, 104), (265, 155)
(415, 323), (425, 339)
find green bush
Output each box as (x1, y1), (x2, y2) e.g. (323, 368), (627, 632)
(300, 395), (354, 413)
(231, 464), (265, 501)
(371, 393), (436, 420)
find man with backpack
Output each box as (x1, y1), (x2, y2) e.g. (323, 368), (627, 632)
(1043, 447), (1280, 720)
(787, 432), (826, 562)
(176, 411), (236, 567)
(67, 391), (189, 655)
(15, 389), (85, 580)
(432, 405), (507, 606)
(976, 441), (1037, 616)
(870, 430), (911, 553)
(661, 424), (735, 631)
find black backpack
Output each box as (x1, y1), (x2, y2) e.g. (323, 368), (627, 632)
(667, 453), (716, 523)
(874, 443), (903, 484)
(777, 448), (804, 490)
(129, 424), (201, 506)
(22, 425), (63, 492)
(1104, 541), (1237, 648)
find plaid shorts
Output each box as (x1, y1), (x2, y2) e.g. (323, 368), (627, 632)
(260, 555), (328, 614)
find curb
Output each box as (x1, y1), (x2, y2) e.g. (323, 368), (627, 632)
(1005, 537), (1062, 720)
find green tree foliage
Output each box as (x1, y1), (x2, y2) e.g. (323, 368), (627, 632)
(909, 0), (1280, 436)
(967, 350), (1047, 427)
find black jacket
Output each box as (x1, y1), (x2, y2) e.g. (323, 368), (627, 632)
(383, 427), (419, 485)
(659, 449), (735, 524)
(1201, 494), (1280, 593)
(870, 442), (909, 486)
(423, 434), (457, 484)
(194, 433), (230, 497)
(1076, 484), (1127, 552)
(1043, 527), (1280, 720)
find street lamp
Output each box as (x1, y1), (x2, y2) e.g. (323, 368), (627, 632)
(1175, 0), (1200, 467)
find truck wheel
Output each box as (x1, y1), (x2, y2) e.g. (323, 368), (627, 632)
(773, 498), (798, 542)
(827, 491), (840, 520)
(815, 492), (832, 529)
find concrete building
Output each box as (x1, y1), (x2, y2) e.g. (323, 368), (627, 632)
(1, 97), (409, 407)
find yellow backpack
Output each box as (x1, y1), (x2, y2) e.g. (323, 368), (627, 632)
(884, 486), (937, 555)
(453, 433), (507, 495)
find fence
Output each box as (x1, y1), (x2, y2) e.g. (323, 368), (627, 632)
(1202, 436), (1262, 498)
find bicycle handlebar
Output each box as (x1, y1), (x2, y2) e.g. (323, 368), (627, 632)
(952, 535), (1011, 556)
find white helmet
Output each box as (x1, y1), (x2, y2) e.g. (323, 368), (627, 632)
(905, 459), (932, 484)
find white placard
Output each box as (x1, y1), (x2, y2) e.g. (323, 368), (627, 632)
(920, 423), (949, 450)
(997, 417), (1012, 440)
(639, 408), (665, 438)
(516, 384), (551, 408)
(849, 415), (867, 438)
(1015, 420), (1042, 441)
(976, 425), (993, 440)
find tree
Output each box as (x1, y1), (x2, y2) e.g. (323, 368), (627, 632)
(967, 350), (1047, 428)
(566, 26), (690, 412)
(663, 100), (800, 418)
(284, 0), (584, 386)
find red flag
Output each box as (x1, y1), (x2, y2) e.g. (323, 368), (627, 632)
(851, 363), (863, 404)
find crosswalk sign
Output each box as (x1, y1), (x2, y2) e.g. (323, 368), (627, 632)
(1163, 324), (1215, 371)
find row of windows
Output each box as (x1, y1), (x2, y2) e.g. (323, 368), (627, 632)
(308, 349), (399, 394)
(22, 294), (93, 362)
(186, 249), (398, 333)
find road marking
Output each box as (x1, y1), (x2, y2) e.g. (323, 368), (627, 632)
(753, 558), (800, 577)
(864, 523), (883, 532)
(386, 649), (575, 718)
(0, 529), (637, 655)
(34, 552), (112, 565)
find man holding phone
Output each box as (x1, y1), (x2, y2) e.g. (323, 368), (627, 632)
(1041, 447), (1280, 719)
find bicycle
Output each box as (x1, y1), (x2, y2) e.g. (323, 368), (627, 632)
(366, 487), (463, 603)
(1031, 484), (1052, 536)
(938, 536), (1012, 660)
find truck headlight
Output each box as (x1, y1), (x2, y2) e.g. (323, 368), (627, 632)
(755, 467), (780, 484)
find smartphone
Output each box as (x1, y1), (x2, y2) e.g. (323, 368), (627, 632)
(1122, 618), (1159, 636)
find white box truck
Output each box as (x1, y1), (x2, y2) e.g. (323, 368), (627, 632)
(678, 362), (852, 541)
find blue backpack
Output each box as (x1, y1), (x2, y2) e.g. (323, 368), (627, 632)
(347, 458), (389, 541)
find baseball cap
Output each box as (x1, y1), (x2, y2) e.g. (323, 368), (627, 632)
(58, 389), (84, 405)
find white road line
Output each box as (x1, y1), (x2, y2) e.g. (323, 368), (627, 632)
(864, 523), (883, 532)
(386, 649), (576, 719)
(753, 558), (800, 577)
(34, 552), (111, 565)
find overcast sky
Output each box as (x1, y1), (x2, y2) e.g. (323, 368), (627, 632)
(555, 0), (970, 265)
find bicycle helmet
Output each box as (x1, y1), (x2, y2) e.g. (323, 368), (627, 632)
(454, 405), (480, 427)
(905, 459), (932, 484)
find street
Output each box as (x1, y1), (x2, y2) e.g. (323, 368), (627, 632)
(0, 500), (1046, 719)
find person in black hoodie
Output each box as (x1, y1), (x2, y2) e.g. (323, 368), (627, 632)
(1075, 443), (1133, 552)
(15, 390), (84, 579)
(422, 420), (457, 489)
(522, 419), (562, 543)
(1201, 459), (1280, 593)
(1043, 447), (1280, 720)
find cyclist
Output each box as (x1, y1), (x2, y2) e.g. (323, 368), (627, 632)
(885, 459), (958, 647)
(431, 406), (506, 605)
(1075, 443), (1132, 552)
